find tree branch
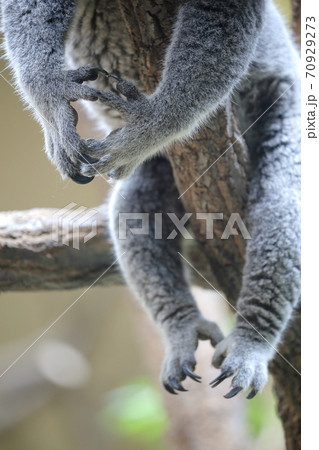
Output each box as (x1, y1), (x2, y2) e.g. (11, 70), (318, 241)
(0, 207), (213, 292)
(0, 208), (121, 291)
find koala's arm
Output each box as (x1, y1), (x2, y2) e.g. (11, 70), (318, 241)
(2, 0), (265, 181)
(1, 0), (73, 79)
(81, 0), (266, 179)
(1, 0), (102, 182)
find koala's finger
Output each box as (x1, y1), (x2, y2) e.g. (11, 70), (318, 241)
(84, 131), (123, 158)
(77, 154), (99, 165)
(52, 133), (94, 184)
(81, 150), (132, 176)
(96, 90), (128, 115)
(107, 162), (137, 180)
(57, 118), (85, 157)
(74, 85), (101, 101)
(53, 144), (79, 178)
(115, 78), (144, 101)
(80, 158), (114, 177)
(68, 66), (108, 83)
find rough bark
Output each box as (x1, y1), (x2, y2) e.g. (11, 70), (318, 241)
(0, 1), (300, 448)
(291, 0), (301, 47)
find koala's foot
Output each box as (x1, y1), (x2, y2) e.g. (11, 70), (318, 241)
(162, 317), (223, 394)
(79, 76), (160, 180)
(211, 332), (273, 399)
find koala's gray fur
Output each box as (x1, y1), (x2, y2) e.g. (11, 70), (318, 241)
(1, 0), (300, 398)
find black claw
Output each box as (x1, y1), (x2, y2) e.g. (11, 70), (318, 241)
(69, 173), (94, 184)
(74, 67), (109, 83)
(182, 362), (201, 382)
(163, 383), (177, 395)
(94, 67), (109, 78)
(86, 67), (109, 81)
(210, 370), (233, 388)
(247, 389), (258, 400)
(78, 154), (99, 164)
(168, 377), (188, 392)
(224, 386), (243, 399)
(109, 73), (121, 81)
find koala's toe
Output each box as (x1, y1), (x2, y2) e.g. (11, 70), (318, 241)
(197, 318), (224, 346)
(212, 338), (229, 368)
(161, 353), (200, 394)
(182, 361), (201, 382)
(210, 369), (234, 388)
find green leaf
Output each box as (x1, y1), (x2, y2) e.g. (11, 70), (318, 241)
(100, 378), (168, 444)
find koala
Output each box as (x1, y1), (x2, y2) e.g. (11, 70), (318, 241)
(1, 0), (300, 399)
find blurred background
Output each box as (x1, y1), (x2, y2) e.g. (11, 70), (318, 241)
(0, 1), (292, 449)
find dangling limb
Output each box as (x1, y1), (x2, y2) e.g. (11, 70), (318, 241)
(212, 2), (300, 398)
(109, 157), (223, 394)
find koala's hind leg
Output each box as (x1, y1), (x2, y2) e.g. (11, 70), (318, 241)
(211, 2), (301, 399)
(109, 157), (223, 394)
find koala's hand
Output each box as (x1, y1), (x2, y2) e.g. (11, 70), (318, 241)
(161, 316), (224, 394)
(211, 331), (273, 399)
(32, 66), (106, 184)
(79, 77), (168, 180)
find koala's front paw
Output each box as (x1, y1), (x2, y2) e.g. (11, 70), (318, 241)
(35, 66), (106, 183)
(161, 317), (223, 394)
(211, 333), (273, 399)
(79, 77), (157, 180)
